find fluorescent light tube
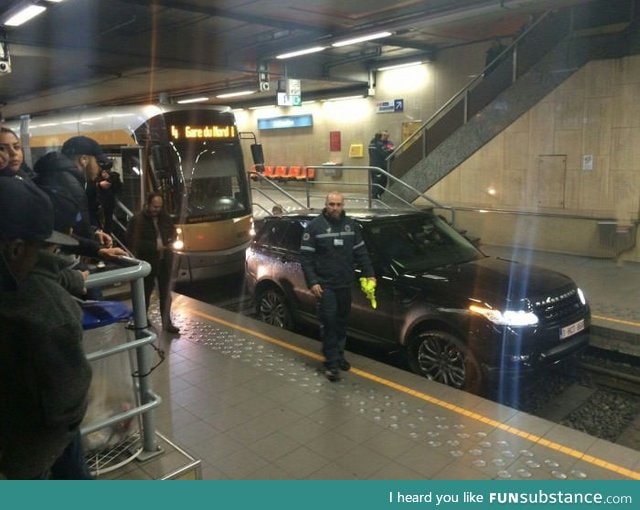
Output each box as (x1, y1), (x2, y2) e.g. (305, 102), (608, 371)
(4, 4), (46, 26)
(377, 61), (423, 71)
(176, 97), (209, 104)
(276, 46), (325, 60)
(332, 31), (392, 47)
(216, 90), (256, 99)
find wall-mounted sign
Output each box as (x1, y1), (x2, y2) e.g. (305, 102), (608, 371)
(329, 131), (341, 151)
(376, 98), (404, 113)
(276, 79), (302, 106)
(257, 114), (313, 130)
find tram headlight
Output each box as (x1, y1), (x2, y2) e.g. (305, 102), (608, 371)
(469, 304), (539, 326)
(173, 227), (184, 251)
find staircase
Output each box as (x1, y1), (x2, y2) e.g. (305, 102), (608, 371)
(387, 0), (636, 204)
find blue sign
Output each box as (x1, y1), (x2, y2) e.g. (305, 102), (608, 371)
(257, 114), (313, 130)
(394, 98), (404, 112)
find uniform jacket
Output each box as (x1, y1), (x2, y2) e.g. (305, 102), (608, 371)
(0, 258), (91, 479)
(367, 136), (390, 171)
(300, 209), (374, 289)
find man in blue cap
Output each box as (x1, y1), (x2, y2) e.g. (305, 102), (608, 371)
(0, 177), (92, 479)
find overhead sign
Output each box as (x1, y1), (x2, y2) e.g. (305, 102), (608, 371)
(376, 98), (404, 113)
(276, 79), (302, 106)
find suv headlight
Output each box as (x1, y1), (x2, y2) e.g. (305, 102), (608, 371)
(469, 304), (539, 326)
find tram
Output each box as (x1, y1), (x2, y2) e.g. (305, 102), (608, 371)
(11, 104), (257, 281)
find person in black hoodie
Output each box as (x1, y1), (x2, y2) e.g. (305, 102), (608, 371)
(33, 149), (126, 261)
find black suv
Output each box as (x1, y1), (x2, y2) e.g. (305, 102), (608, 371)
(245, 208), (590, 391)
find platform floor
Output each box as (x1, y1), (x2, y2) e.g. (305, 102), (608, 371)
(100, 293), (640, 480)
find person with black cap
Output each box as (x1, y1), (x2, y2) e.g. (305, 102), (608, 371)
(33, 138), (127, 264)
(37, 185), (89, 297)
(60, 135), (112, 240)
(0, 177), (92, 479)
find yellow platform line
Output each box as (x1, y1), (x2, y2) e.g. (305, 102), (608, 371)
(188, 308), (640, 480)
(592, 314), (640, 329)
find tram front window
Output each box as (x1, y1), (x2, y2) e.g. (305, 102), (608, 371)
(186, 147), (248, 218)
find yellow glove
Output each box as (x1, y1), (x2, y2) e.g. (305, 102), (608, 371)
(359, 277), (377, 309)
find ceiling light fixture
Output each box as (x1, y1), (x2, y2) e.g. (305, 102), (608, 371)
(216, 90), (256, 99)
(376, 60), (424, 71)
(2, 3), (46, 26)
(276, 46), (325, 60)
(321, 95), (366, 102)
(331, 31), (393, 47)
(176, 96), (209, 104)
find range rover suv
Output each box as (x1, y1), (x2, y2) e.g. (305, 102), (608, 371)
(245, 209), (590, 391)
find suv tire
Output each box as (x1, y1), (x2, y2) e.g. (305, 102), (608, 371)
(407, 330), (482, 392)
(256, 287), (294, 330)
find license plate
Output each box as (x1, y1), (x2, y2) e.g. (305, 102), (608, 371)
(560, 319), (585, 340)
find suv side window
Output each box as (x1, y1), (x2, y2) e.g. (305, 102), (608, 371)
(254, 220), (288, 248)
(255, 219), (306, 253)
(280, 221), (305, 253)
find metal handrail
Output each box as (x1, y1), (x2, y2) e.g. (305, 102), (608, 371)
(302, 165), (457, 224)
(83, 257), (162, 457)
(388, 10), (552, 163)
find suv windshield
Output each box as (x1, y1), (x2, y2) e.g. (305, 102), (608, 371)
(365, 214), (484, 271)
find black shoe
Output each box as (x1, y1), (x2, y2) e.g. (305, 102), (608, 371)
(325, 368), (340, 382)
(164, 323), (180, 334)
(338, 359), (351, 371)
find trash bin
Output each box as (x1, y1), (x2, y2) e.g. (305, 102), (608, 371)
(80, 300), (139, 453)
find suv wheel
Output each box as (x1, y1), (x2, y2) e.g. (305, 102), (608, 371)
(256, 287), (293, 329)
(407, 330), (481, 391)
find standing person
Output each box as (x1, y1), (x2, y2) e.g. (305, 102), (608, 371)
(300, 191), (376, 382)
(484, 38), (507, 76)
(32, 138), (127, 301)
(96, 163), (122, 234)
(0, 177), (92, 479)
(367, 130), (393, 199)
(126, 192), (180, 334)
(60, 136), (109, 235)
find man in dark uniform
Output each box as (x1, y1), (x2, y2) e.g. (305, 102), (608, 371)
(300, 191), (376, 382)
(367, 131), (393, 199)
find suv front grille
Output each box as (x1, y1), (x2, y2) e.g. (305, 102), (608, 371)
(531, 288), (583, 325)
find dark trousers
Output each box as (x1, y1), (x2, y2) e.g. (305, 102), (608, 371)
(317, 287), (351, 369)
(102, 202), (115, 234)
(49, 431), (93, 480)
(144, 255), (174, 326)
(370, 171), (388, 199)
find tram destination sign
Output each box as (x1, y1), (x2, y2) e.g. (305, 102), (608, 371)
(170, 124), (236, 140)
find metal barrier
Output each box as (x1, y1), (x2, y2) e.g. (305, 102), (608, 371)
(83, 257), (163, 462)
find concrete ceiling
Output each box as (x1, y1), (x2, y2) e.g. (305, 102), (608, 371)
(0, 0), (597, 119)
